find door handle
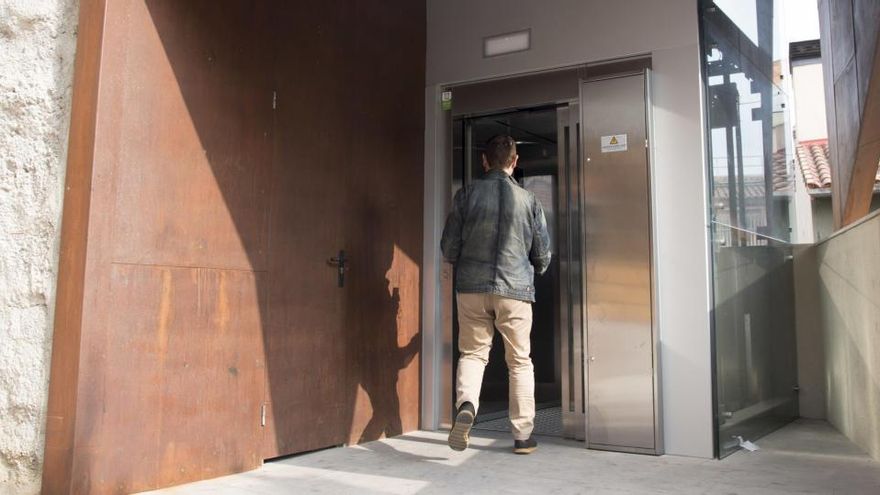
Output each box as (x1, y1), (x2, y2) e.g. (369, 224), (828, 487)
(327, 250), (348, 288)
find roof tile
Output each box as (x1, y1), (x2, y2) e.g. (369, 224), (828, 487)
(795, 138), (880, 193)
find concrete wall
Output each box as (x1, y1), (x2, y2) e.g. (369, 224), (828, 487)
(423, 0), (715, 458)
(812, 196), (835, 242)
(812, 195), (880, 242)
(0, 1), (78, 493)
(812, 210), (880, 461)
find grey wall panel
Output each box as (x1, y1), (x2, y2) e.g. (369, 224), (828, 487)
(650, 44), (714, 459)
(426, 0), (698, 86)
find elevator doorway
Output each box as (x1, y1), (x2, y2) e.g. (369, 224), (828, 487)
(443, 64), (663, 454)
(451, 104), (584, 439)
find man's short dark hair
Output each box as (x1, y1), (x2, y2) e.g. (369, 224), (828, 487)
(484, 135), (517, 170)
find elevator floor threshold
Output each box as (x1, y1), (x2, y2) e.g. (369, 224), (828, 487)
(472, 406), (563, 437)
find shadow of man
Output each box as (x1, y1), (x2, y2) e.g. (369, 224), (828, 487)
(346, 198), (420, 444)
(357, 286), (420, 443)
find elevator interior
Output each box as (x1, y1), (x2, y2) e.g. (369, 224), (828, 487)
(444, 62), (663, 454)
(452, 106), (569, 436)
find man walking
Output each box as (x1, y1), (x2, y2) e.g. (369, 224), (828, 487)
(440, 135), (551, 455)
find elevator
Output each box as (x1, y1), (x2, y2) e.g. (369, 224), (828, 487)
(444, 61), (663, 454)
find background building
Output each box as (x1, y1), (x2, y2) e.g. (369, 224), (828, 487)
(789, 39), (880, 241)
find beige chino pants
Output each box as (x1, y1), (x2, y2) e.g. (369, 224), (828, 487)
(455, 292), (535, 441)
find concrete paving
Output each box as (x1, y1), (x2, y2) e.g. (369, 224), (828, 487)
(145, 419), (880, 494)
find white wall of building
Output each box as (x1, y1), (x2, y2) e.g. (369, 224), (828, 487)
(423, 0), (715, 458)
(791, 60), (829, 142)
(789, 58), (827, 244)
(0, 1), (78, 493)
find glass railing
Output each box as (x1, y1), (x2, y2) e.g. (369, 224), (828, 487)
(710, 219), (798, 457)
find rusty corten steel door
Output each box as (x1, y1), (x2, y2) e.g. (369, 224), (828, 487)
(260, 2), (352, 458)
(264, 0), (424, 457)
(42, 0), (424, 493)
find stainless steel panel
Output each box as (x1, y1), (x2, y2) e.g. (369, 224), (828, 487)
(582, 73), (657, 451)
(450, 67), (582, 117)
(449, 58), (651, 118)
(558, 105), (586, 440)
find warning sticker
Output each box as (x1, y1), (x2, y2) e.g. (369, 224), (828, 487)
(601, 134), (628, 153)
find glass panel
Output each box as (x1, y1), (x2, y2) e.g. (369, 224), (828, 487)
(701, 0), (800, 458)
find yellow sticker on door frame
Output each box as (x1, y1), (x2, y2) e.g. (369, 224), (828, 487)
(601, 134), (628, 153)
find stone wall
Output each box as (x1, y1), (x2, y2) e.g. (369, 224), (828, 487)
(0, 0), (78, 493)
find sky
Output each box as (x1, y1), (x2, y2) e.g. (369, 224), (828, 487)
(782, 0), (820, 44)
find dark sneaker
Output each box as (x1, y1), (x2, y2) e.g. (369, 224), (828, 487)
(448, 402), (475, 451)
(513, 436), (538, 455)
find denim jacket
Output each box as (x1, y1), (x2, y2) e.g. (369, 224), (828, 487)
(440, 169), (552, 302)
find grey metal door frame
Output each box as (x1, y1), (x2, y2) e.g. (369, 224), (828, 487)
(557, 104), (586, 440)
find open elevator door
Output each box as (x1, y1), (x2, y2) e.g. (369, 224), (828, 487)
(449, 101), (586, 440)
(581, 70), (662, 454)
(443, 63), (660, 452)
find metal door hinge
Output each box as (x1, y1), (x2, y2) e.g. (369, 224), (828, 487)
(272, 91), (277, 110)
(260, 403), (267, 427)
